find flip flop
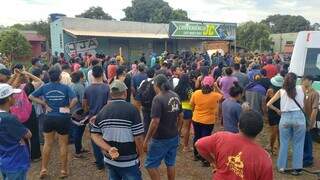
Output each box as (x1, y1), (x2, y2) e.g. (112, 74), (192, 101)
(39, 169), (48, 179)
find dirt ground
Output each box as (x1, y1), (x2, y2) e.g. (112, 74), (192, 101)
(27, 122), (320, 180)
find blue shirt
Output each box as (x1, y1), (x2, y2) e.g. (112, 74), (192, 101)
(131, 72), (147, 90)
(84, 83), (110, 116)
(0, 112), (30, 172)
(222, 99), (242, 133)
(31, 82), (76, 116)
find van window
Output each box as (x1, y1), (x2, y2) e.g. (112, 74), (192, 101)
(304, 48), (320, 80)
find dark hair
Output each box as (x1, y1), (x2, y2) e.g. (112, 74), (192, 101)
(302, 75), (314, 82)
(146, 68), (155, 78)
(32, 68), (42, 78)
(240, 65), (247, 73)
(154, 74), (171, 91)
(260, 69), (267, 76)
(42, 64), (49, 71)
(267, 59), (273, 64)
(92, 66), (103, 78)
(116, 66), (125, 77)
(239, 110), (263, 138)
(225, 67), (233, 76)
(71, 71), (83, 83)
(233, 63), (240, 71)
(12, 64), (23, 71)
(138, 63), (145, 72)
(32, 58), (40, 65)
(48, 68), (61, 82)
(229, 82), (243, 97)
(283, 72), (297, 99)
(80, 61), (86, 68)
(280, 69), (287, 77)
(91, 59), (100, 66)
(61, 64), (70, 70)
(174, 74), (192, 101)
(201, 85), (213, 94)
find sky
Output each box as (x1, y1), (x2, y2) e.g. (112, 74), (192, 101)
(0, 0), (319, 26)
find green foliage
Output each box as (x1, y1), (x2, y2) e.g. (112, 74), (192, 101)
(0, 29), (32, 60)
(76, 6), (114, 20)
(122, 0), (189, 23)
(237, 21), (272, 51)
(261, 14), (311, 33)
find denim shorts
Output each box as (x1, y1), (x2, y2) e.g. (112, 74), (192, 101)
(145, 135), (179, 168)
(183, 110), (192, 120)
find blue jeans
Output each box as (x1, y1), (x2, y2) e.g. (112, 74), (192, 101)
(106, 164), (142, 180)
(91, 140), (104, 168)
(277, 111), (306, 170)
(145, 135), (179, 168)
(72, 124), (86, 154)
(303, 131), (313, 166)
(1, 169), (27, 180)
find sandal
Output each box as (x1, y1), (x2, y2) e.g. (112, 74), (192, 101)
(39, 169), (48, 179)
(59, 170), (68, 179)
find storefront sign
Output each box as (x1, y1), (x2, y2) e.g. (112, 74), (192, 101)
(65, 38), (98, 57)
(169, 21), (236, 40)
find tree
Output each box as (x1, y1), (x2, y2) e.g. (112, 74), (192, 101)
(76, 6), (114, 20)
(261, 14), (311, 33)
(0, 29), (32, 61)
(237, 21), (272, 51)
(122, 0), (190, 23)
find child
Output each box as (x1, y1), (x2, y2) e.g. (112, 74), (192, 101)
(0, 84), (31, 180)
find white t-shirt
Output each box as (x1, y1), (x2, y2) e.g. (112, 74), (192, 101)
(280, 86), (304, 112)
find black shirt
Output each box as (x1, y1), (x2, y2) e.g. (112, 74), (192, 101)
(151, 90), (181, 139)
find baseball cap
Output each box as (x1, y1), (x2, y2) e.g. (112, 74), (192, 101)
(0, 68), (11, 77)
(202, 76), (214, 87)
(110, 80), (127, 93)
(0, 84), (21, 99)
(271, 74), (284, 88)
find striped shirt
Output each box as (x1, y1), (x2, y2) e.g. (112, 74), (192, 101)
(91, 99), (144, 167)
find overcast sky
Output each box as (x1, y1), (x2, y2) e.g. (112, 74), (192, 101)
(1, 0), (319, 26)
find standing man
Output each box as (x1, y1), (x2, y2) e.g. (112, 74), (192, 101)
(196, 111), (273, 180)
(91, 80), (144, 180)
(232, 63), (249, 89)
(143, 74), (182, 180)
(302, 75), (319, 167)
(83, 66), (110, 170)
(131, 63), (147, 98)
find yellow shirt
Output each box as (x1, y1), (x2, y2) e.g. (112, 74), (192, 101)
(190, 90), (223, 125)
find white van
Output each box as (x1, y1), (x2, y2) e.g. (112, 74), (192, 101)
(289, 31), (320, 90)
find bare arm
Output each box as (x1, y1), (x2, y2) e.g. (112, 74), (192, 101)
(143, 118), (160, 146)
(22, 71), (43, 84)
(91, 133), (112, 152)
(82, 99), (89, 113)
(266, 90), (281, 114)
(69, 97), (78, 109)
(29, 95), (46, 106)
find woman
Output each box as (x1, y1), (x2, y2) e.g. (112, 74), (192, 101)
(174, 74), (193, 152)
(190, 76), (223, 167)
(266, 74), (283, 155)
(221, 82), (243, 133)
(267, 73), (305, 176)
(218, 67), (238, 99)
(70, 71), (88, 158)
(29, 68), (77, 178)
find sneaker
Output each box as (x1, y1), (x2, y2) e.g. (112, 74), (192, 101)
(202, 161), (210, 167)
(278, 168), (285, 174)
(291, 170), (302, 176)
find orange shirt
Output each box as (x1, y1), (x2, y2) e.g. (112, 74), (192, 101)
(190, 90), (223, 125)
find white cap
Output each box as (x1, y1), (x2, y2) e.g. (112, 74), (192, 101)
(0, 84), (21, 99)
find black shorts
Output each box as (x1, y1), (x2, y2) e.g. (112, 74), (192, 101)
(43, 114), (71, 135)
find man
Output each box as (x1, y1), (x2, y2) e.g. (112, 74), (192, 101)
(60, 64), (72, 85)
(0, 68), (11, 83)
(131, 63), (147, 97)
(263, 59), (278, 79)
(0, 84), (32, 180)
(30, 68), (77, 178)
(87, 59), (107, 85)
(232, 63), (249, 89)
(248, 64), (261, 82)
(259, 69), (272, 91)
(91, 80), (144, 180)
(29, 58), (42, 73)
(143, 74), (182, 180)
(135, 68), (156, 134)
(245, 74), (267, 115)
(170, 66), (181, 89)
(140, 53), (146, 64)
(196, 111), (273, 180)
(302, 75), (319, 167)
(83, 65), (110, 170)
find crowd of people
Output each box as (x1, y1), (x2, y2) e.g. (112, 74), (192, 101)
(0, 49), (318, 180)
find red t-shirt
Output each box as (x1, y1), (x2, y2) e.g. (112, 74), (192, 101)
(196, 132), (273, 180)
(263, 64), (278, 79)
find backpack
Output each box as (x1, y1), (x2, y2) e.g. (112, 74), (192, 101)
(138, 80), (156, 109)
(10, 85), (32, 123)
